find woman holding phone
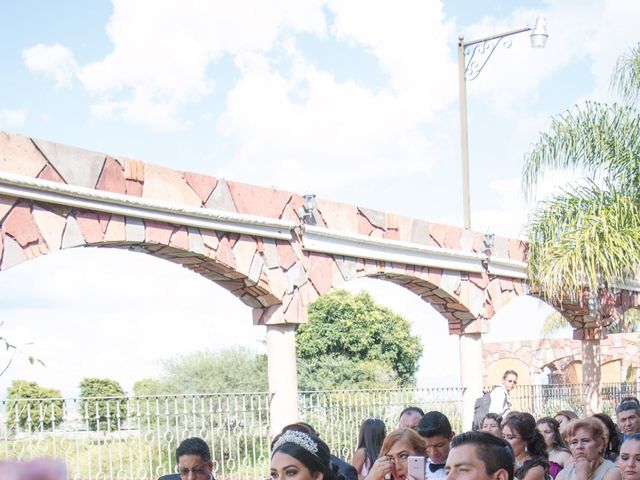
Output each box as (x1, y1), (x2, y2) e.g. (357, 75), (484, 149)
(366, 428), (427, 480)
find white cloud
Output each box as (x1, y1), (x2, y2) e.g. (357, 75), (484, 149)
(72, 0), (328, 130)
(216, 45), (443, 194)
(0, 109), (26, 128)
(22, 43), (77, 88)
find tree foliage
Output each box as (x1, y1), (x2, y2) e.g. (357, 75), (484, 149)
(296, 289), (423, 389)
(6, 380), (63, 431)
(79, 377), (125, 431)
(133, 347), (268, 395)
(523, 43), (640, 305)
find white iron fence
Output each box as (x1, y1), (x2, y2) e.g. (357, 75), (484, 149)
(1, 383), (635, 479)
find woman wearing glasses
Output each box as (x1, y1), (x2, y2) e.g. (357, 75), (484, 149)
(556, 417), (621, 480)
(365, 428), (427, 480)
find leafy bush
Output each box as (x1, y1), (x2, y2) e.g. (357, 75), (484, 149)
(296, 290), (423, 387)
(6, 380), (63, 431)
(79, 377), (125, 431)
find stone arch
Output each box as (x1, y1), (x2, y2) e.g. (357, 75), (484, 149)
(485, 357), (530, 387)
(303, 250), (527, 335)
(0, 200), (285, 309)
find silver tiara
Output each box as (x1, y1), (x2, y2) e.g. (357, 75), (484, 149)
(272, 431), (319, 456)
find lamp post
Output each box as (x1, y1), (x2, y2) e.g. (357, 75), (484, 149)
(458, 16), (548, 230)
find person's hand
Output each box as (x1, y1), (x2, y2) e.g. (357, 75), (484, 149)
(574, 458), (600, 480)
(366, 455), (395, 480)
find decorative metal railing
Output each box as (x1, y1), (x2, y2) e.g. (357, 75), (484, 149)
(0, 393), (271, 480)
(0, 384), (633, 479)
(299, 387), (464, 459)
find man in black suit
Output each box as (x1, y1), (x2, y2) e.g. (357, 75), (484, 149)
(159, 437), (215, 480)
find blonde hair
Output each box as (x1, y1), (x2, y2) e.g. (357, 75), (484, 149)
(381, 428), (427, 456)
(566, 417), (607, 454)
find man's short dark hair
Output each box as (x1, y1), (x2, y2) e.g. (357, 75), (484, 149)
(176, 437), (211, 463)
(400, 406), (425, 419)
(451, 431), (514, 480)
(503, 370), (518, 379)
(617, 401), (640, 417)
(417, 411), (452, 438)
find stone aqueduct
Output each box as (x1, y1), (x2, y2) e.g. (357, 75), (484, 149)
(1, 131), (639, 431)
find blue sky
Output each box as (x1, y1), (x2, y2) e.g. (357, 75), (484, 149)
(0, 0), (638, 397)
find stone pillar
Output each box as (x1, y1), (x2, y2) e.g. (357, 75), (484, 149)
(266, 323), (300, 435)
(458, 332), (483, 431)
(575, 327), (602, 414)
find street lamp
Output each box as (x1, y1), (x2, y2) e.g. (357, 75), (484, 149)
(458, 16), (548, 230)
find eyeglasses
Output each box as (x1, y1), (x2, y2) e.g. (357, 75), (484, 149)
(178, 464), (210, 477)
(502, 435), (521, 441)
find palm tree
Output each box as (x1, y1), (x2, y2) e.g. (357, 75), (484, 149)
(523, 44), (640, 409)
(522, 44), (640, 306)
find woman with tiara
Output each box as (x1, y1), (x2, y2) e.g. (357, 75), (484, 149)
(271, 430), (347, 480)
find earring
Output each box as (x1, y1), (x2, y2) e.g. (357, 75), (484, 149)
(524, 445), (528, 453)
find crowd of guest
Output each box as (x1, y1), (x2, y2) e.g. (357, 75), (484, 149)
(144, 370), (640, 480)
(264, 369), (640, 480)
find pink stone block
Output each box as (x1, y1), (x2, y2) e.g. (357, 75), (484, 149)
(508, 239), (527, 262)
(144, 164), (202, 206)
(170, 226), (189, 250)
(265, 267), (287, 299)
(500, 278), (514, 292)
(3, 203), (40, 247)
(394, 215), (413, 242)
(383, 229), (400, 240)
(124, 157), (145, 182)
(428, 223), (448, 247)
(145, 219), (173, 244)
(233, 235), (257, 275)
(201, 230), (219, 251)
(76, 211), (104, 243)
(0, 132), (47, 177)
(104, 215), (126, 242)
(126, 179), (143, 196)
(227, 181), (293, 219)
(427, 267), (443, 287)
(37, 164), (65, 183)
(468, 271), (489, 289)
(443, 226), (463, 250)
(276, 240), (297, 270)
(307, 252), (333, 295)
(316, 199), (358, 232)
(96, 156), (127, 194)
(185, 172), (217, 203)
(0, 194), (16, 223)
(216, 235), (236, 268)
(357, 213), (375, 236)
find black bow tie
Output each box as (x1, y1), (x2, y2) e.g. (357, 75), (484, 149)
(429, 463), (446, 472)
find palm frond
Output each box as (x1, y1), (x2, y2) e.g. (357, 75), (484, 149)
(522, 102), (640, 198)
(612, 43), (640, 104)
(526, 183), (640, 304)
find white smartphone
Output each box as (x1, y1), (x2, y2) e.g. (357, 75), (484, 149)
(408, 456), (426, 480)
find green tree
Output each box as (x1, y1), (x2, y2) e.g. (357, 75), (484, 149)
(522, 43), (640, 305)
(296, 289), (423, 389)
(133, 347), (268, 395)
(79, 377), (125, 431)
(5, 380), (63, 431)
